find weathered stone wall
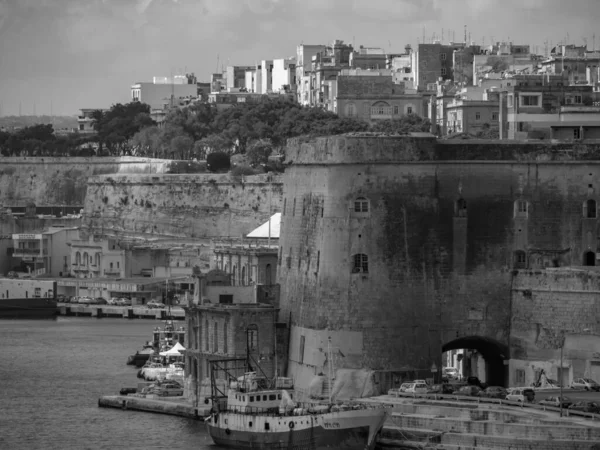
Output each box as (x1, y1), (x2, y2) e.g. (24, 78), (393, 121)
(511, 268), (600, 387)
(279, 134), (600, 390)
(82, 173), (283, 239)
(0, 157), (172, 207)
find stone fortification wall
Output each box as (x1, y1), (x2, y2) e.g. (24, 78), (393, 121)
(0, 157), (172, 207)
(82, 173), (283, 239)
(510, 268), (600, 386)
(278, 134), (600, 389)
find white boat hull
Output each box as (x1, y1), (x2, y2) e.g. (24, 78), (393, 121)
(206, 407), (387, 450)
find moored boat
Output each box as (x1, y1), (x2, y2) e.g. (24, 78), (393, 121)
(0, 279), (58, 319)
(205, 363), (388, 450)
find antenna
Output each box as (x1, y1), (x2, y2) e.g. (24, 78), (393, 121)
(216, 54), (219, 73)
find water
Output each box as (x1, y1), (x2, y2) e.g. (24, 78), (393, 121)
(0, 317), (217, 450)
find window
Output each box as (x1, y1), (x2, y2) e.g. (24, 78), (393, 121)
(585, 251), (596, 267)
(299, 335), (305, 363)
(213, 321), (218, 353)
(455, 198), (467, 217)
(574, 95), (582, 104)
(515, 369), (526, 385)
(574, 128), (581, 140)
(223, 322), (228, 354)
(316, 251), (320, 273)
(205, 320), (209, 351)
(492, 112), (499, 121)
(34, 287), (41, 298)
(393, 105), (399, 115)
(514, 250), (527, 269)
(292, 199), (296, 216)
(585, 199), (597, 218)
(441, 53), (446, 61)
(283, 198), (286, 216)
(514, 199), (528, 218)
(265, 263), (272, 285)
(287, 248), (292, 269)
(353, 254), (369, 273)
(475, 112), (481, 121)
(345, 103), (356, 117)
(507, 95), (513, 107)
(354, 197), (369, 213)
(441, 67), (446, 76)
(247, 326), (258, 352)
(406, 105), (414, 115)
(521, 95), (539, 106)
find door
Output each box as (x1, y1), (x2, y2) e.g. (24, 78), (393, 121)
(557, 366), (570, 387)
(590, 362), (600, 382)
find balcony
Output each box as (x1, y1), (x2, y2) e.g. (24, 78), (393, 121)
(13, 248), (43, 257)
(104, 269), (121, 275)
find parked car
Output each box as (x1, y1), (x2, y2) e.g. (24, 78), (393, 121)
(571, 378), (600, 392)
(505, 388), (535, 403)
(78, 296), (95, 304)
(479, 386), (508, 399)
(107, 297), (120, 305)
(116, 298), (132, 306)
(404, 382), (428, 394)
(94, 297), (108, 305)
(57, 294), (67, 302)
(539, 396), (573, 408)
(398, 382), (413, 392)
(455, 385), (482, 397)
(142, 381), (183, 397)
(427, 383), (455, 394)
(568, 401), (600, 414)
(147, 300), (166, 309)
(443, 367), (459, 379)
(412, 379), (428, 385)
(466, 376), (487, 389)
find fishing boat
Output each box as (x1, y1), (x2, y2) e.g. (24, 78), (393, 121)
(205, 338), (388, 450)
(127, 314), (185, 367)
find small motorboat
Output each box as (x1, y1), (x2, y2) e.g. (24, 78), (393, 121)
(127, 341), (155, 367)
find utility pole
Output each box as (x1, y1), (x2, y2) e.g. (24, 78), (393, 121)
(559, 333), (564, 417)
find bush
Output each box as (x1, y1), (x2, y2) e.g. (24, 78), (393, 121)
(207, 151), (231, 173)
(231, 164), (262, 179)
(166, 160), (207, 173)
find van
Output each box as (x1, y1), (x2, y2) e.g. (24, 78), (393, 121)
(506, 387), (535, 403)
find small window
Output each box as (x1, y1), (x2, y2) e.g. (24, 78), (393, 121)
(492, 112), (499, 121)
(475, 112), (481, 121)
(521, 95), (539, 106)
(354, 197), (369, 213)
(574, 95), (582, 104)
(406, 105), (413, 114)
(292, 198), (296, 216)
(353, 254), (369, 273)
(441, 67), (446, 76)
(584, 251), (596, 267)
(299, 335), (305, 364)
(265, 423), (270, 431)
(585, 199), (597, 218)
(455, 198), (467, 217)
(574, 128), (581, 140)
(393, 105), (399, 115)
(514, 199), (528, 218)
(269, 394), (276, 401)
(283, 198), (286, 216)
(263, 395), (267, 401)
(514, 250), (527, 269)
(507, 95), (513, 108)
(250, 396), (254, 402)
(441, 53), (446, 61)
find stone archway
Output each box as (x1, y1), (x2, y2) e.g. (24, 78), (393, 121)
(443, 336), (509, 387)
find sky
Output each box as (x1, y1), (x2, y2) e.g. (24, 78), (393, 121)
(0, 0), (599, 117)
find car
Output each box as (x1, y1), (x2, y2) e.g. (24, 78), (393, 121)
(455, 385), (482, 397)
(505, 388), (535, 403)
(412, 379), (428, 385)
(116, 298), (132, 306)
(142, 381), (184, 397)
(478, 386), (508, 399)
(94, 297), (108, 305)
(56, 294), (67, 302)
(427, 383), (455, 394)
(571, 378), (600, 391)
(398, 382), (413, 392)
(78, 296), (95, 304)
(443, 367), (459, 379)
(147, 300), (166, 309)
(568, 401), (600, 414)
(539, 396), (573, 408)
(404, 382), (428, 394)
(466, 376), (487, 389)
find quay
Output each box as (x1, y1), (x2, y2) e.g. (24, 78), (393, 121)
(98, 391), (600, 449)
(57, 303), (185, 320)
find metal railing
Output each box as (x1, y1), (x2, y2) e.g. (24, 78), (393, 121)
(387, 390), (600, 421)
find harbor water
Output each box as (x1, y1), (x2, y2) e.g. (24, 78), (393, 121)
(0, 317), (217, 450)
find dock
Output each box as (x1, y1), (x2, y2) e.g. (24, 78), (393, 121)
(58, 303), (185, 320)
(98, 395), (209, 418)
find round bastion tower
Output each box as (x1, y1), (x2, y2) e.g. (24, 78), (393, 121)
(277, 134), (515, 395)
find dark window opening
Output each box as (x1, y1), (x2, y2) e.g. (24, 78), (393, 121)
(352, 253), (369, 273)
(585, 251), (596, 266)
(586, 199), (597, 218)
(455, 198), (467, 217)
(354, 197), (369, 213)
(299, 335), (305, 363)
(514, 250), (527, 269)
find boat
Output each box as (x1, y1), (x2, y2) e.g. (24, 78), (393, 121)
(205, 338), (389, 450)
(0, 278), (58, 319)
(126, 316), (185, 367)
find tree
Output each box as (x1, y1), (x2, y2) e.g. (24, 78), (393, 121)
(370, 114), (431, 133)
(245, 139), (273, 167)
(170, 135), (194, 160)
(131, 126), (161, 157)
(207, 151), (231, 172)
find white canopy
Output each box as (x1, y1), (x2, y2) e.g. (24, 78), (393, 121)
(159, 342), (186, 356)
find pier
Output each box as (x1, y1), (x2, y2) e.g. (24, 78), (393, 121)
(99, 395), (209, 418)
(57, 303), (185, 320)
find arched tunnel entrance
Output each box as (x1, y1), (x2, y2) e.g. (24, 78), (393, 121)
(442, 336), (509, 387)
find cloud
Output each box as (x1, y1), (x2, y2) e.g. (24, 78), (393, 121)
(351, 0), (441, 22)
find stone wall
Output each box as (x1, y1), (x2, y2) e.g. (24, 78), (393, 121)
(82, 173), (283, 239)
(511, 268), (600, 387)
(279, 134), (600, 390)
(0, 156), (174, 207)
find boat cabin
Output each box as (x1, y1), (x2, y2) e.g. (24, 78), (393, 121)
(227, 389), (291, 411)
